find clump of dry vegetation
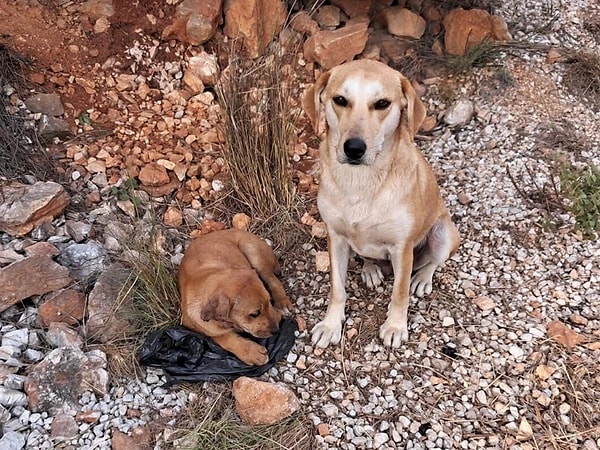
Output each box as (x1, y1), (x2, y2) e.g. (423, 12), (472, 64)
(562, 50), (600, 112)
(217, 42), (301, 248)
(0, 44), (50, 180)
(170, 385), (315, 450)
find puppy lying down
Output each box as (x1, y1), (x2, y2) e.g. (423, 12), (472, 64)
(178, 229), (293, 366)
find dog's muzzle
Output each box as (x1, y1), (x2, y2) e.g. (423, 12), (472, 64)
(343, 138), (367, 164)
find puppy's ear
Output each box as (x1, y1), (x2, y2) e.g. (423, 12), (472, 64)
(301, 70), (331, 135)
(399, 75), (427, 139)
(201, 294), (233, 322)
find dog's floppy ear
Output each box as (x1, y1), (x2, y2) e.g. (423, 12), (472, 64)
(399, 75), (427, 139)
(201, 294), (233, 322)
(301, 70), (331, 134)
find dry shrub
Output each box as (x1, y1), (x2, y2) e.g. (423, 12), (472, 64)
(563, 50), (600, 112)
(0, 44), (50, 180)
(170, 384), (315, 450)
(216, 41), (302, 249)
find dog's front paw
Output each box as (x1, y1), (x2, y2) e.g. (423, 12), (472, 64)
(239, 342), (269, 366)
(361, 261), (384, 289)
(274, 296), (294, 316)
(311, 320), (342, 348)
(379, 318), (409, 348)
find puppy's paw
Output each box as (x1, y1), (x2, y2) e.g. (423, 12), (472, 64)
(361, 261), (384, 289)
(239, 342), (269, 366)
(379, 318), (409, 348)
(311, 320), (342, 348)
(274, 296), (294, 317)
(410, 271), (433, 297)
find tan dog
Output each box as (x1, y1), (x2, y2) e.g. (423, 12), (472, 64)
(178, 229), (293, 365)
(302, 59), (460, 349)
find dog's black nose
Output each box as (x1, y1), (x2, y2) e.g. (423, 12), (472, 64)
(344, 138), (366, 162)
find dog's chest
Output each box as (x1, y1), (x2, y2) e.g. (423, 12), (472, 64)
(318, 190), (412, 259)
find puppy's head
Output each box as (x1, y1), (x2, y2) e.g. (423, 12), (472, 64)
(302, 60), (426, 166)
(200, 270), (282, 338)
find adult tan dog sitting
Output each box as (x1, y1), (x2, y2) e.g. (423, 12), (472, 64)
(302, 59), (460, 349)
(178, 229), (293, 366)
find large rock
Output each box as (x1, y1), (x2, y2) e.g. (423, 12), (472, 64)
(85, 264), (132, 343)
(443, 8), (512, 56)
(0, 256), (72, 313)
(24, 347), (109, 414)
(232, 376), (300, 425)
(223, 0), (287, 58)
(375, 7), (426, 39)
(183, 52), (220, 94)
(162, 0), (223, 45)
(0, 181), (70, 237)
(303, 17), (369, 69)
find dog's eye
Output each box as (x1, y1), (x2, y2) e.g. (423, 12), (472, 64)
(249, 310), (261, 318)
(374, 99), (391, 110)
(333, 96), (348, 107)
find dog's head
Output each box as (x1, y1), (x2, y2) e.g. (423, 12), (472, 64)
(302, 59), (426, 166)
(200, 270), (282, 338)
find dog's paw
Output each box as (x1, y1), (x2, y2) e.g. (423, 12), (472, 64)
(239, 342), (269, 366)
(311, 320), (342, 348)
(410, 271), (434, 297)
(274, 296), (294, 317)
(361, 261), (384, 289)
(379, 319), (409, 348)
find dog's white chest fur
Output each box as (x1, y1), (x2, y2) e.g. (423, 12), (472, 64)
(318, 175), (413, 260)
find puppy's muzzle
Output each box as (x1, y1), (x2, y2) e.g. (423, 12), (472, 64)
(343, 138), (366, 164)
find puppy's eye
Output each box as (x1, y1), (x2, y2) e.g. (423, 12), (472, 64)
(374, 99), (391, 110)
(249, 310), (261, 318)
(333, 96), (348, 107)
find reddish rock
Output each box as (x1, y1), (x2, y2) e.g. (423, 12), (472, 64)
(51, 414), (78, 439)
(138, 162), (170, 187)
(25, 241), (60, 258)
(289, 11), (320, 35)
(232, 213), (251, 231)
(162, 0), (223, 45)
(232, 377), (300, 425)
(0, 255), (72, 313)
(366, 30), (411, 65)
(330, 0), (372, 18)
(443, 8), (512, 56)
(163, 206), (183, 228)
(183, 52), (219, 94)
(0, 181), (70, 237)
(223, 0), (287, 58)
(314, 5), (341, 29)
(111, 427), (151, 450)
(79, 0), (114, 19)
(39, 289), (85, 327)
(46, 322), (84, 348)
(303, 18), (369, 69)
(376, 7), (426, 39)
(138, 172), (181, 198)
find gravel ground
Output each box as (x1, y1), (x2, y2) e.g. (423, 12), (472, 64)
(1, 1), (599, 449)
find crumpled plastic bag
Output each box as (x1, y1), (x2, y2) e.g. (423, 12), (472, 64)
(139, 318), (297, 384)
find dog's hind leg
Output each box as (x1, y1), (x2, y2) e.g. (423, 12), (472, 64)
(361, 259), (384, 289)
(410, 215), (459, 297)
(238, 239), (293, 314)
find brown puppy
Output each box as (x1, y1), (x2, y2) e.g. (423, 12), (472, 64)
(303, 60), (460, 349)
(178, 229), (292, 365)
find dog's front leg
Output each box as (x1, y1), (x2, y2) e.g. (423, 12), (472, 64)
(312, 231), (350, 348)
(380, 244), (413, 348)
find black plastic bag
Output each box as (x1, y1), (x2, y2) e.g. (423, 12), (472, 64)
(139, 318), (297, 384)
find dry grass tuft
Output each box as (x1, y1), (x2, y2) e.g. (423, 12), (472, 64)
(0, 44), (51, 180)
(169, 384), (315, 450)
(100, 224), (181, 378)
(563, 50), (600, 112)
(216, 41), (302, 250)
